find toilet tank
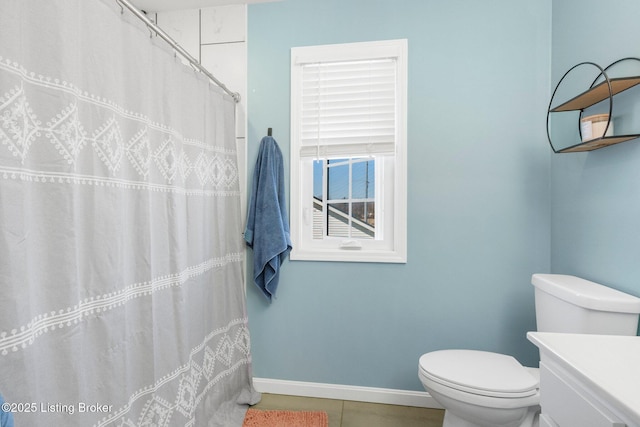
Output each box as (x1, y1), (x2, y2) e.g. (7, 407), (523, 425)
(532, 274), (640, 336)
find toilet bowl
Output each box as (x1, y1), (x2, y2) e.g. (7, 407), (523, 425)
(418, 350), (540, 427)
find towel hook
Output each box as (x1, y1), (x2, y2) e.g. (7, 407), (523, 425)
(267, 128), (272, 137)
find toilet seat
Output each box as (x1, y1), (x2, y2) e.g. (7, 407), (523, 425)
(419, 350), (539, 398)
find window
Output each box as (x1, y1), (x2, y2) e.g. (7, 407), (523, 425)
(290, 39), (407, 263)
(314, 157), (376, 240)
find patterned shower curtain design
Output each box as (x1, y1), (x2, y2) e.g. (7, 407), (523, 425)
(0, 0), (258, 425)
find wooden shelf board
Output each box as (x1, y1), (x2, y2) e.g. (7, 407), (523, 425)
(558, 135), (640, 153)
(550, 76), (640, 112)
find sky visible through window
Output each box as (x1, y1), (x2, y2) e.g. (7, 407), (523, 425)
(313, 158), (375, 200)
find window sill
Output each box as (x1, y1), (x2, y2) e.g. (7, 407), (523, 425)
(290, 248), (406, 264)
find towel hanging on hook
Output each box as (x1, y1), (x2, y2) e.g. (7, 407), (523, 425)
(244, 135), (291, 302)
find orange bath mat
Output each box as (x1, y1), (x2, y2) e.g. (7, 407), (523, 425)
(242, 409), (329, 427)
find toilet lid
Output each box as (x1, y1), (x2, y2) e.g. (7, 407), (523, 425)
(419, 350), (539, 398)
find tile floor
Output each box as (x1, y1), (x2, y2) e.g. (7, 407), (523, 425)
(251, 393), (445, 427)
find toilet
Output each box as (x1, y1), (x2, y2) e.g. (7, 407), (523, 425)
(418, 274), (640, 427)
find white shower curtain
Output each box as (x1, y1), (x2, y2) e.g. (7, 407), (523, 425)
(0, 0), (258, 426)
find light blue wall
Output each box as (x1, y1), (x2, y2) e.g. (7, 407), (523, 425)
(550, 0), (640, 302)
(246, 0), (552, 391)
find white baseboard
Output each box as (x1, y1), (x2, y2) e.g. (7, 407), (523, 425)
(252, 377), (444, 409)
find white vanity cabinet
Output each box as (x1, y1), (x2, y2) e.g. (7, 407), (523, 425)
(527, 332), (640, 427)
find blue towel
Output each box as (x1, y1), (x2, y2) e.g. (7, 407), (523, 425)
(244, 136), (292, 302)
(0, 393), (14, 427)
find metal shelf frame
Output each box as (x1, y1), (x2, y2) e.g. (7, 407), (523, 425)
(546, 58), (640, 153)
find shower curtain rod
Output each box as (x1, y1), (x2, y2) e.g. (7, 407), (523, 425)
(116, 0), (241, 103)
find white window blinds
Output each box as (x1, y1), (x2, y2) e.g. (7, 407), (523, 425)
(300, 58), (397, 158)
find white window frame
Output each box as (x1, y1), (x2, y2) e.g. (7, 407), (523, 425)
(290, 39), (407, 263)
